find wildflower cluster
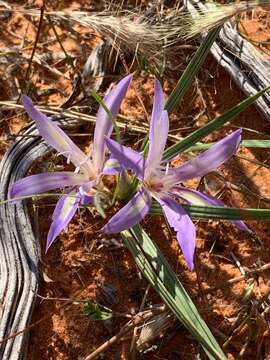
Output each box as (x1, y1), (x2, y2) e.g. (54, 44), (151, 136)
(10, 75), (247, 270)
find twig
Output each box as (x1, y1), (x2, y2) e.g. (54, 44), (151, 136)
(213, 172), (270, 204)
(47, 15), (75, 72)
(34, 293), (132, 318)
(204, 262), (270, 293)
(84, 307), (165, 360)
(231, 251), (246, 277)
(139, 284), (151, 312)
(235, 154), (270, 169)
(130, 284), (151, 357)
(23, 3), (45, 96)
(222, 315), (250, 349)
(0, 100), (181, 141)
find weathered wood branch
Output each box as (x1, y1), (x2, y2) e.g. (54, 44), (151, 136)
(185, 0), (270, 121)
(0, 40), (109, 359)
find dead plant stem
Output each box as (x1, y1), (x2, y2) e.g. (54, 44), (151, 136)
(205, 262), (270, 293)
(84, 307), (165, 360)
(23, 3), (45, 96)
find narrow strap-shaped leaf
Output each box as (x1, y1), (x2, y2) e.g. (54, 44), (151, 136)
(91, 90), (121, 142)
(122, 225), (227, 360)
(133, 29), (221, 193)
(235, 139), (270, 148)
(165, 26), (221, 113)
(163, 85), (270, 160)
(139, 26), (221, 157)
(151, 203), (270, 220)
(186, 139), (270, 152)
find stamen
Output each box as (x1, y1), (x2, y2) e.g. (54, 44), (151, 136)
(57, 151), (71, 164)
(79, 186), (88, 196)
(78, 157), (95, 176)
(165, 162), (169, 175)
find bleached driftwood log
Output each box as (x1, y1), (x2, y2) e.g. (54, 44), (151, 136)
(185, 0), (270, 121)
(0, 41), (109, 360)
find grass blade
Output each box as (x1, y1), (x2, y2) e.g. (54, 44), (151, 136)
(150, 203), (270, 220)
(91, 90), (121, 142)
(164, 85), (270, 160)
(133, 28), (221, 193)
(165, 26), (221, 113)
(185, 139), (270, 152)
(122, 225), (227, 360)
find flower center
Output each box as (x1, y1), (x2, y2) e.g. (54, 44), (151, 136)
(144, 175), (163, 193)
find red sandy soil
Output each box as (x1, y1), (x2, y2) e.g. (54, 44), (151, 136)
(0, 1), (270, 359)
(239, 5), (270, 58)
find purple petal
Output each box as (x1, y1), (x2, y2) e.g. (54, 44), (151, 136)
(173, 187), (249, 232)
(92, 74), (133, 172)
(146, 80), (168, 170)
(22, 96), (90, 170)
(157, 197), (196, 271)
(79, 180), (96, 196)
(102, 157), (123, 175)
(46, 191), (81, 251)
(80, 195), (94, 205)
(9, 172), (88, 199)
(102, 187), (152, 233)
(105, 137), (145, 180)
(170, 129), (242, 182)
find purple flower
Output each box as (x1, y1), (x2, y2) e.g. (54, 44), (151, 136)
(9, 74), (133, 251)
(102, 80), (247, 271)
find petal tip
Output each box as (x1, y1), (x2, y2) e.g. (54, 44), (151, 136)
(232, 128), (242, 146)
(45, 242), (51, 254)
(21, 95), (33, 111)
(8, 182), (22, 201)
(8, 186), (15, 200)
(100, 225), (110, 234)
(116, 73), (133, 91)
(46, 231), (56, 253)
(187, 261), (194, 272)
(154, 78), (162, 91)
(124, 73), (133, 83)
(236, 127), (242, 136)
(21, 94), (31, 103)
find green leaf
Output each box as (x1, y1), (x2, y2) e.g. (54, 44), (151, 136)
(114, 171), (132, 201)
(130, 29), (221, 197)
(150, 203), (270, 221)
(186, 139), (270, 152)
(93, 192), (108, 219)
(83, 302), (113, 321)
(91, 90), (121, 142)
(122, 225), (226, 360)
(165, 26), (221, 113)
(163, 85), (270, 160)
(242, 279), (255, 303)
(239, 140), (270, 148)
(139, 26), (221, 160)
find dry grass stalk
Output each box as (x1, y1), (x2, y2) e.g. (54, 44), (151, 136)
(136, 311), (174, 352)
(183, 0), (270, 39)
(0, 5), (184, 59)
